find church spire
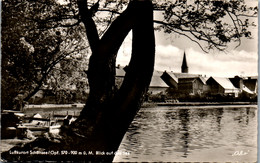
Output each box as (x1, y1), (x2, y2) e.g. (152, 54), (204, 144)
(181, 51), (188, 73)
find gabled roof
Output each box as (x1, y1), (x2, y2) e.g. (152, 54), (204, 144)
(150, 71), (168, 88)
(208, 77), (237, 90)
(178, 78), (196, 83)
(243, 77), (258, 92)
(160, 71), (178, 88)
(166, 72), (179, 83)
(243, 85), (254, 94)
(172, 72), (200, 79)
(178, 76), (206, 85)
(116, 68), (168, 88)
(165, 72), (207, 84)
(198, 76), (207, 85)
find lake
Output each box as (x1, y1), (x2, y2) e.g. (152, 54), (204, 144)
(113, 105), (258, 162)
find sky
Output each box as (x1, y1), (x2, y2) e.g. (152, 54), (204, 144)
(116, 1), (258, 78)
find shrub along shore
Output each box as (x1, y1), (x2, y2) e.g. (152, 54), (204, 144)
(23, 101), (257, 110)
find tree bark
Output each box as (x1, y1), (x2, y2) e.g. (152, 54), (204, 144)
(68, 0), (155, 162)
(1, 0), (155, 162)
(79, 1), (138, 118)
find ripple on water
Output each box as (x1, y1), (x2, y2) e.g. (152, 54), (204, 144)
(114, 106), (257, 162)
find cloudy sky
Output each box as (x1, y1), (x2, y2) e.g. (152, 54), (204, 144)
(116, 3), (258, 78)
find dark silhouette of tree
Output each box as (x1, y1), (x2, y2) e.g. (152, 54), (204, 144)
(1, 0), (257, 162)
(1, 0), (88, 110)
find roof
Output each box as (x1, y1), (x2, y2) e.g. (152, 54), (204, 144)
(208, 77), (237, 90)
(243, 77), (258, 92)
(116, 67), (125, 77)
(150, 71), (168, 88)
(115, 69), (168, 88)
(166, 72), (179, 83)
(160, 71), (178, 88)
(165, 72), (207, 84)
(198, 76), (207, 84)
(172, 72), (201, 79)
(243, 85), (254, 94)
(181, 52), (188, 69)
(246, 76), (258, 80)
(152, 70), (165, 77)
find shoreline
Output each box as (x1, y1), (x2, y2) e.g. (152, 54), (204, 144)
(142, 102), (257, 108)
(156, 101), (257, 106)
(23, 102), (257, 109)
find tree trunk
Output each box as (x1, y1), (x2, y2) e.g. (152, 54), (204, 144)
(1, 0), (155, 162)
(67, 0), (155, 162)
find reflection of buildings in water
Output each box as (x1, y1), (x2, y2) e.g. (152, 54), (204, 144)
(192, 108), (224, 132)
(116, 106), (257, 162)
(204, 108), (223, 132)
(246, 107), (250, 125)
(176, 108), (225, 157)
(124, 110), (163, 156)
(232, 107), (254, 141)
(178, 109), (190, 158)
(160, 109), (191, 158)
(160, 110), (177, 156)
(124, 116), (142, 155)
(233, 107), (252, 125)
(215, 108), (224, 132)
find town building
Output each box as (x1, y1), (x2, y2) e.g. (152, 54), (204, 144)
(149, 71), (169, 94)
(161, 71), (208, 96)
(243, 76), (258, 95)
(29, 52), (257, 104)
(206, 77), (240, 97)
(178, 77), (207, 96)
(115, 66), (169, 95)
(181, 51), (189, 73)
(160, 52), (257, 99)
(115, 65), (126, 89)
(161, 52), (208, 97)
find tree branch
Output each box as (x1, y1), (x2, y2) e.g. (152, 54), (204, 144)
(77, 0), (100, 52)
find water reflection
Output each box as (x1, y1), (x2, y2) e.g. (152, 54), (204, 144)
(178, 109), (190, 158)
(114, 106), (257, 162)
(215, 108), (223, 132)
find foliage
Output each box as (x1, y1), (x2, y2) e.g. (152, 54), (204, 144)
(153, 0), (257, 52)
(63, 0), (257, 51)
(148, 92), (166, 102)
(1, 0), (88, 109)
(46, 56), (89, 104)
(2, 0), (257, 110)
(65, 0), (257, 52)
(1, 0), (258, 162)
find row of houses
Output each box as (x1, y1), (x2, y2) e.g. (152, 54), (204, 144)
(30, 52), (257, 104)
(116, 66), (257, 98)
(117, 52), (258, 99)
(154, 71), (257, 98)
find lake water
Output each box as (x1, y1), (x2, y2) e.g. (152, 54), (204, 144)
(113, 105), (258, 162)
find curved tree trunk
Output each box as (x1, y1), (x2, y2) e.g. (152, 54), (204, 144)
(70, 1), (155, 161)
(2, 0), (154, 162)
(67, 0), (155, 162)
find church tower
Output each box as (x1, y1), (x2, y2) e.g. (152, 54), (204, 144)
(181, 52), (188, 73)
